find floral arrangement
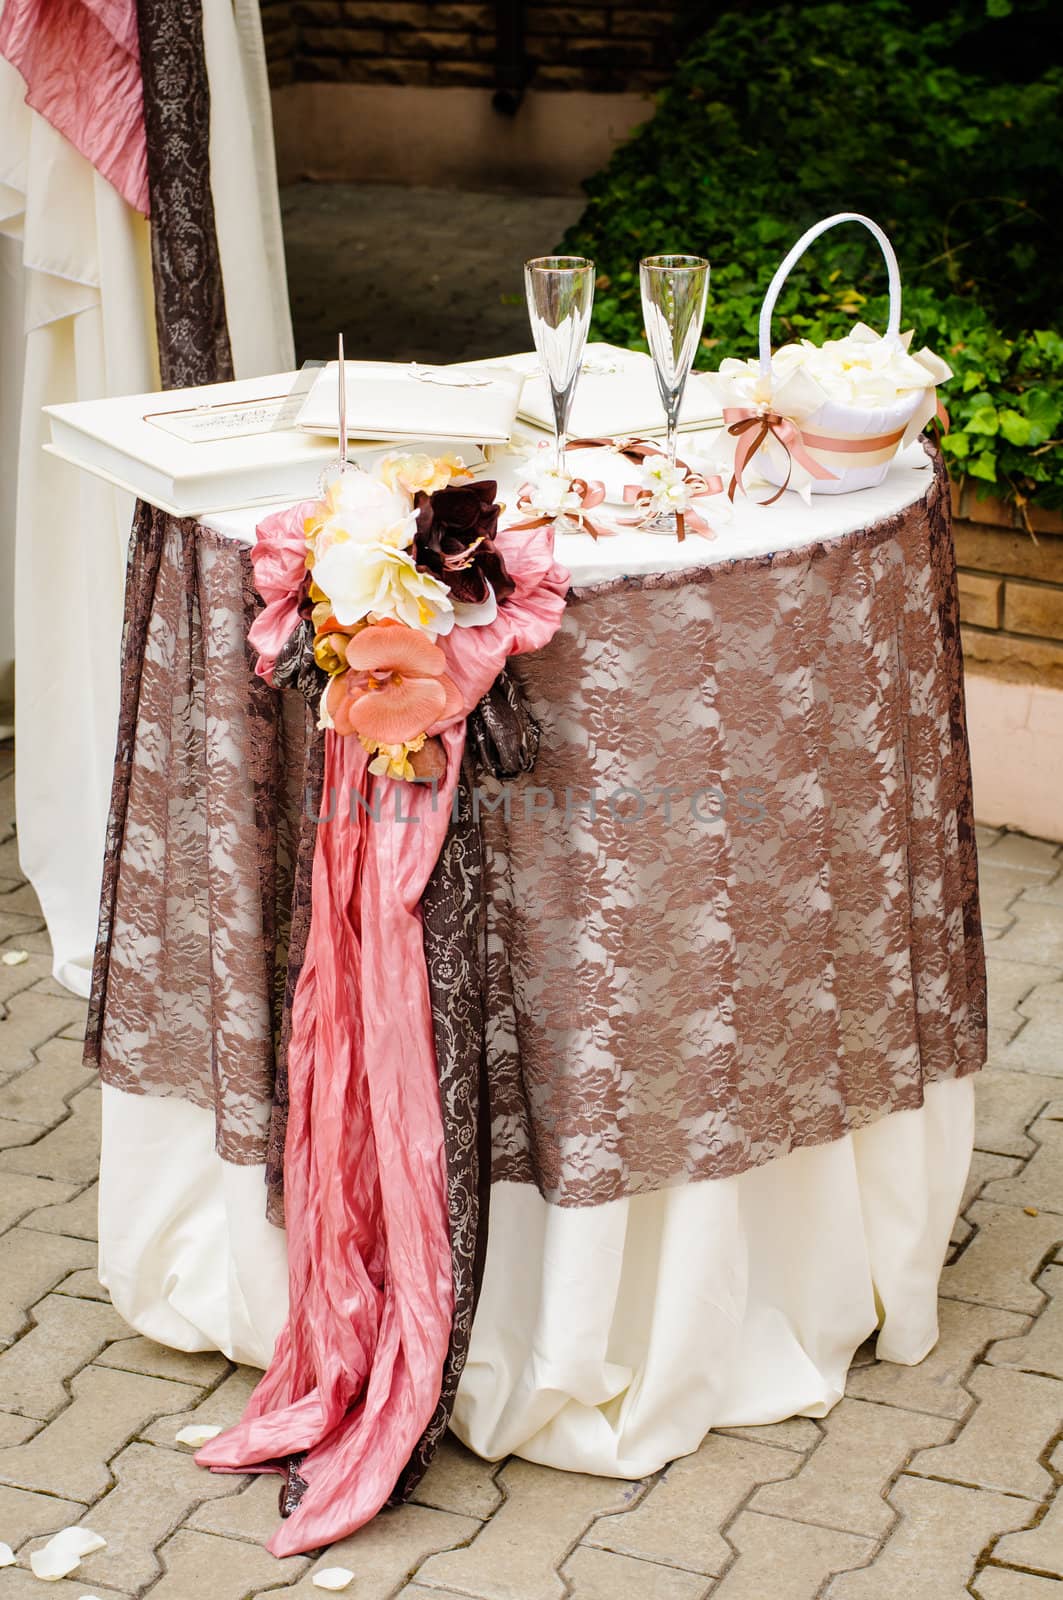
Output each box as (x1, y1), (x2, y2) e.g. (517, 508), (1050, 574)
(512, 451), (611, 540)
(611, 441), (722, 539)
(514, 439), (722, 543)
(714, 323), (950, 419)
(302, 453), (514, 781)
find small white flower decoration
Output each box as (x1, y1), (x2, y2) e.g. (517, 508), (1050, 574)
(639, 456), (696, 513)
(520, 454), (584, 521)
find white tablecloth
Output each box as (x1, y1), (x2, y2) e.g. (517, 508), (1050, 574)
(98, 442), (975, 1476)
(206, 433), (935, 577)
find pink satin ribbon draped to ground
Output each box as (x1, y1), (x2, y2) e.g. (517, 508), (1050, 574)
(197, 511), (569, 1556)
(0, 0), (149, 214)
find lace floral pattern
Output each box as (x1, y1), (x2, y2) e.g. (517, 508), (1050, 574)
(136, 0), (232, 388)
(86, 0), (235, 1066)
(88, 525), (305, 1166)
(92, 450), (982, 1217)
(391, 759), (491, 1499)
(480, 450), (985, 1205)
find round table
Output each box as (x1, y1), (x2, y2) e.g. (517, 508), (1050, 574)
(90, 435), (984, 1479)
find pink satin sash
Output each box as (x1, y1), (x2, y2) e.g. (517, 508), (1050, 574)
(0, 0), (148, 214)
(198, 519), (569, 1556)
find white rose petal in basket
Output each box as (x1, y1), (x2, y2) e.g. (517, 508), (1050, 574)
(706, 213), (952, 500)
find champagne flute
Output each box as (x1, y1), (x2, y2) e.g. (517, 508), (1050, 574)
(524, 256), (595, 473)
(640, 254), (710, 486)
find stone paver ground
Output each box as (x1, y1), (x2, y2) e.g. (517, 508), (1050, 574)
(280, 182), (584, 368)
(1, 731), (1061, 1600)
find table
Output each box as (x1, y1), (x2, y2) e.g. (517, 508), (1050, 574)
(90, 436), (984, 1483)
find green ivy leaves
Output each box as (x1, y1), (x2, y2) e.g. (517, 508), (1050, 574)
(560, 0), (1063, 509)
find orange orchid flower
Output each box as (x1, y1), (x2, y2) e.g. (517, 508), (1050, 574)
(325, 620), (463, 745)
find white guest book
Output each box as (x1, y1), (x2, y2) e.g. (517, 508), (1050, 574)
(295, 360), (525, 444)
(43, 368), (492, 517)
(511, 342), (723, 438)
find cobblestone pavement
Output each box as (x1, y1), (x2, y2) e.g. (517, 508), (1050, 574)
(0, 731), (1061, 1599)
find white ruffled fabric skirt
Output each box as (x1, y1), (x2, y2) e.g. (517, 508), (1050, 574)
(98, 1074), (973, 1476)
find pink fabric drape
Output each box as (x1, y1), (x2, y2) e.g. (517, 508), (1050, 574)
(246, 501), (311, 686)
(198, 517), (569, 1556)
(0, 0), (148, 214)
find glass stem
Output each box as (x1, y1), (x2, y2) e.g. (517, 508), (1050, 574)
(666, 389), (681, 469)
(556, 426), (567, 475)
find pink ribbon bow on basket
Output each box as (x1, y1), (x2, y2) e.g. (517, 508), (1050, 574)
(724, 407), (839, 504)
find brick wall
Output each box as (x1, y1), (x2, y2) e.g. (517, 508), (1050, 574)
(259, 0), (681, 91)
(954, 480), (1063, 683)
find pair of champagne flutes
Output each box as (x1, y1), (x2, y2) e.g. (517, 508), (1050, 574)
(524, 252), (709, 532)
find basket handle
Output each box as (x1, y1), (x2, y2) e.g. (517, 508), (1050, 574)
(758, 212), (902, 382)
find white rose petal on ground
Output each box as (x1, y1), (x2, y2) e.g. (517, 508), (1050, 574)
(0, 1542), (15, 1567)
(28, 1527), (106, 1580)
(175, 1424), (224, 1447)
(312, 1568), (356, 1591)
(1, 949), (28, 966)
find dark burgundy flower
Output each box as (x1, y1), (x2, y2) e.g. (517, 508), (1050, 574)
(413, 481), (515, 607)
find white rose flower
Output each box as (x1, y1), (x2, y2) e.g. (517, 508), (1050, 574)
(308, 469), (416, 560)
(312, 540), (455, 636)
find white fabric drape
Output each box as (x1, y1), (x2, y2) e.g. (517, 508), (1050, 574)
(453, 1078), (973, 1474)
(99, 1086), (289, 1367)
(0, 56), (157, 991)
(0, 0), (294, 994)
(97, 1076), (973, 1471)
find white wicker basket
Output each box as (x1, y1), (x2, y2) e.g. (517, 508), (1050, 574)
(755, 212), (923, 495)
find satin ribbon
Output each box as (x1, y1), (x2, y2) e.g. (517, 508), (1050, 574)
(620, 472), (722, 541)
(724, 407), (840, 504)
(567, 437), (722, 543)
(568, 436), (697, 474)
(510, 475), (613, 541)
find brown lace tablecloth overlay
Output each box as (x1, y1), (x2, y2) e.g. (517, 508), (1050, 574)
(85, 449), (984, 1498)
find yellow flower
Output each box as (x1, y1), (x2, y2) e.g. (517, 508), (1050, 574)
(378, 452), (469, 496)
(359, 732), (427, 782)
(313, 631), (351, 676)
(310, 599), (366, 675)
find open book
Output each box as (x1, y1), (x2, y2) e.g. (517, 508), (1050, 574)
(296, 360), (525, 445)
